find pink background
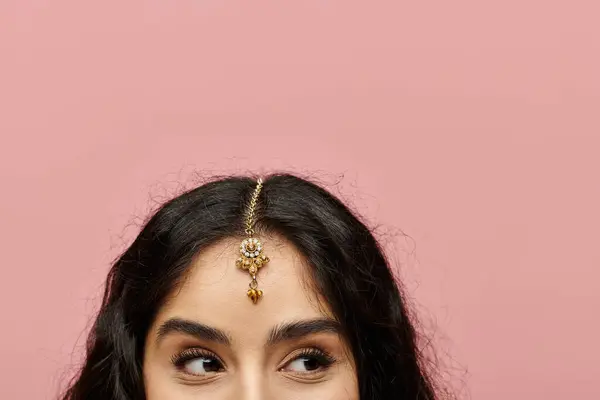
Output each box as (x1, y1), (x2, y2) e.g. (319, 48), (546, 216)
(1, 1), (599, 399)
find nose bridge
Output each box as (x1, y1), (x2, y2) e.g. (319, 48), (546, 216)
(234, 359), (275, 400)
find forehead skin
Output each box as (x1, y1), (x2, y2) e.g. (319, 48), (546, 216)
(159, 235), (328, 329)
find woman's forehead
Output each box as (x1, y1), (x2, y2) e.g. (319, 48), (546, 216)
(153, 236), (333, 338)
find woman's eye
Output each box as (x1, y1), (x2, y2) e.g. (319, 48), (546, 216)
(182, 357), (223, 375)
(285, 356), (324, 373)
(281, 350), (335, 375)
(172, 350), (225, 376)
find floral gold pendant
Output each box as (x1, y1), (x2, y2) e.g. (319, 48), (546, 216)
(236, 237), (269, 304)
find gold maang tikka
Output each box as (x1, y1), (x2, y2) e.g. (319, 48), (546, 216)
(235, 178), (269, 304)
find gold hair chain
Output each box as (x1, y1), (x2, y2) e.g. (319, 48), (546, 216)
(236, 178), (269, 304)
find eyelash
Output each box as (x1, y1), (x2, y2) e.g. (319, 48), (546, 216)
(171, 348), (224, 369)
(285, 348), (337, 370)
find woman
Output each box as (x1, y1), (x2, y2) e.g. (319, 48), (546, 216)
(62, 173), (442, 399)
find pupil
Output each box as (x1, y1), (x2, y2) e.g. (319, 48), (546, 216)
(203, 359), (220, 372)
(302, 357), (320, 371)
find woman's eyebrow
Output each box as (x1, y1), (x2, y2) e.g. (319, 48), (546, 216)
(156, 318), (231, 345)
(266, 318), (342, 346)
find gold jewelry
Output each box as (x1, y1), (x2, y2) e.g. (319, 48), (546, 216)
(236, 178), (269, 304)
